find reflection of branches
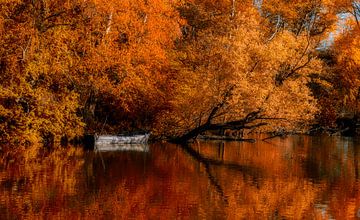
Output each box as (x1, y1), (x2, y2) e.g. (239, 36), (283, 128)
(204, 164), (228, 204)
(354, 143), (359, 179)
(182, 144), (261, 174)
(180, 144), (262, 203)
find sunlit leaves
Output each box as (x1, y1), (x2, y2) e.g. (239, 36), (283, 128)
(1, 0), (359, 148)
(330, 27), (360, 115)
(159, 0), (324, 136)
(0, 0), (182, 148)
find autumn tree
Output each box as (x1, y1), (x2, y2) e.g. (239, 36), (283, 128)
(157, 0), (338, 141)
(0, 0), (182, 152)
(310, 1), (360, 132)
(0, 0), (86, 151)
(1, 0), (359, 152)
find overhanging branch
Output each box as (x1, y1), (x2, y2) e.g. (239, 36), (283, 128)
(172, 110), (265, 143)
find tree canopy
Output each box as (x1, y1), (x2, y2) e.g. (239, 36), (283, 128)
(1, 0), (360, 152)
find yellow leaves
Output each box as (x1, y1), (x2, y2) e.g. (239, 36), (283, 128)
(337, 29), (360, 66)
(0, 0), (183, 146)
(331, 26), (360, 114)
(158, 0), (328, 135)
(1, 0), (358, 145)
(264, 79), (318, 123)
(262, 0), (338, 39)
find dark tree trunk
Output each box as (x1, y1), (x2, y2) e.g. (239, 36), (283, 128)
(171, 110), (266, 143)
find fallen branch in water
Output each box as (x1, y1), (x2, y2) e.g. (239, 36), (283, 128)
(197, 135), (256, 143)
(171, 110), (266, 143)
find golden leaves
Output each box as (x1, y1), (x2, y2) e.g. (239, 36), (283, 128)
(0, 0), (184, 147)
(160, 0), (327, 136)
(0, 0), (359, 147)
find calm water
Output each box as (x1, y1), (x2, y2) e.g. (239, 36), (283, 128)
(1, 135), (360, 219)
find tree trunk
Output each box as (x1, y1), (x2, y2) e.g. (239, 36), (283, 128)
(171, 110), (266, 143)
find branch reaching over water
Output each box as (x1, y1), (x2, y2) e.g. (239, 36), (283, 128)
(172, 110), (265, 143)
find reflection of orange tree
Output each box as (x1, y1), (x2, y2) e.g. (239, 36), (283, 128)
(299, 136), (360, 219)
(80, 139), (360, 219)
(81, 141), (324, 219)
(184, 138), (360, 219)
(1, 139), (359, 218)
(186, 141), (322, 218)
(225, 176), (322, 219)
(0, 147), (84, 219)
(327, 179), (360, 219)
(83, 144), (206, 219)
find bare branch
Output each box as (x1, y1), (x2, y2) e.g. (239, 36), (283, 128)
(44, 11), (66, 21)
(267, 15), (281, 41)
(206, 85), (235, 124)
(172, 109), (265, 143)
(105, 12), (113, 35)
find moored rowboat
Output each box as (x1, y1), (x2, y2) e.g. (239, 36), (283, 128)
(95, 133), (150, 145)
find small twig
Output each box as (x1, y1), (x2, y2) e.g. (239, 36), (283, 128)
(99, 116), (108, 136)
(262, 134), (283, 141)
(267, 15), (281, 42)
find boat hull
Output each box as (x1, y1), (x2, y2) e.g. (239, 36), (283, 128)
(95, 133), (150, 145)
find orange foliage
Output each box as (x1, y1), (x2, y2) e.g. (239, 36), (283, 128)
(0, 0), (182, 151)
(157, 0), (330, 138)
(1, 0), (360, 152)
(332, 27), (360, 115)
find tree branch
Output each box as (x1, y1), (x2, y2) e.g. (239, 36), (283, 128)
(172, 110), (265, 143)
(206, 85), (235, 125)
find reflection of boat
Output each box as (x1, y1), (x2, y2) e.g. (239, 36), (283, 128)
(95, 133), (150, 145)
(95, 143), (149, 152)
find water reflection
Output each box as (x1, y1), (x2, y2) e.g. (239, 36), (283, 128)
(95, 144), (150, 152)
(0, 136), (360, 219)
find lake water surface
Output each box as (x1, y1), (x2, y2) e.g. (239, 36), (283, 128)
(1, 135), (360, 219)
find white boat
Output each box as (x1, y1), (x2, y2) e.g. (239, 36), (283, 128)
(95, 133), (150, 145)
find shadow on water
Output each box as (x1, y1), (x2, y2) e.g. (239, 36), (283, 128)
(179, 142), (263, 204)
(83, 148), (151, 194)
(301, 136), (360, 183)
